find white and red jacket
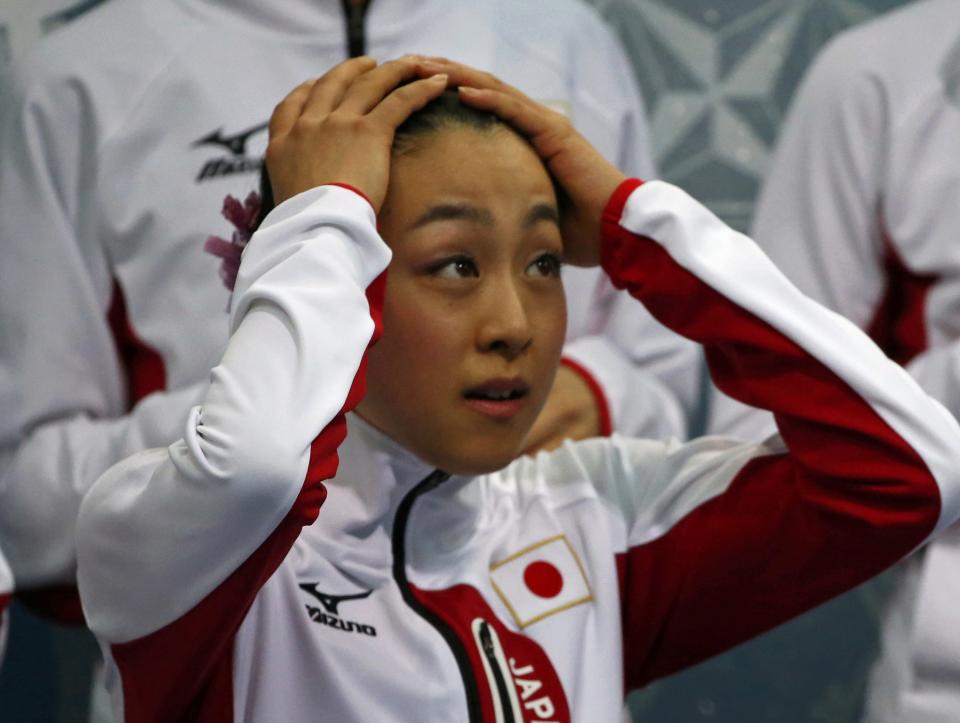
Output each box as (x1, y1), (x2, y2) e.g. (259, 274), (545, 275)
(704, 2), (960, 719)
(0, 0), (699, 614)
(76, 180), (960, 722)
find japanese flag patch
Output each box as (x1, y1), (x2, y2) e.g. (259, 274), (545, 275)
(490, 535), (593, 628)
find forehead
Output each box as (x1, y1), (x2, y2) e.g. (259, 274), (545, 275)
(382, 127), (557, 227)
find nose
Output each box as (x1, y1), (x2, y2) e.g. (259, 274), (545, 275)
(476, 275), (533, 361)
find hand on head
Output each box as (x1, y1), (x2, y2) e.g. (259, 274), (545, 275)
(413, 57), (627, 267)
(268, 56), (626, 267)
(265, 56), (448, 211)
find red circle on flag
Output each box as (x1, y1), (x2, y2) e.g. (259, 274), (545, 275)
(523, 560), (563, 599)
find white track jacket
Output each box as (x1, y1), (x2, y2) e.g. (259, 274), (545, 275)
(705, 2), (960, 719)
(0, 0), (699, 612)
(76, 180), (960, 722)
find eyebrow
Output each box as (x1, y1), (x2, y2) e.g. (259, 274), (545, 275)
(522, 203), (560, 229)
(411, 203), (493, 229)
(410, 202), (559, 230)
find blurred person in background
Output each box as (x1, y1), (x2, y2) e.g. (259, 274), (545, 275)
(0, 0), (697, 719)
(706, 1), (960, 720)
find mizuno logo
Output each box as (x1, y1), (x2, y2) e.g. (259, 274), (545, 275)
(193, 122), (268, 156)
(299, 583), (377, 637)
(299, 584), (372, 615)
(191, 121), (268, 183)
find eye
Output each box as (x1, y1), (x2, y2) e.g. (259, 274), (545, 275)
(429, 255), (479, 279)
(526, 252), (563, 278)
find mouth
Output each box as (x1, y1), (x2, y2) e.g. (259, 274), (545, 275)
(462, 378), (530, 420)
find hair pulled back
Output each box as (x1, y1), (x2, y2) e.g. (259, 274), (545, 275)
(254, 89), (509, 229)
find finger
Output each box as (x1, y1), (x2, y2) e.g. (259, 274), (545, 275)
(300, 55), (378, 119)
(413, 59), (512, 97)
(269, 78), (319, 139)
(336, 57), (423, 115)
(367, 74), (449, 129)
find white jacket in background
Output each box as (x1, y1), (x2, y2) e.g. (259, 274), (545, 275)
(707, 1), (960, 719)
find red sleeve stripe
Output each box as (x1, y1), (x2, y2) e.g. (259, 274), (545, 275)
(560, 357), (613, 436)
(607, 180), (959, 533)
(600, 180), (944, 689)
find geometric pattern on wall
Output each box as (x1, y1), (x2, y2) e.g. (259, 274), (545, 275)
(593, 0), (906, 230)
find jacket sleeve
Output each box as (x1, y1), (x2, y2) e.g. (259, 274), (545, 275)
(905, 343), (960, 421)
(0, 63), (207, 590)
(593, 179), (960, 689)
(557, 8), (700, 439)
(75, 186), (389, 716)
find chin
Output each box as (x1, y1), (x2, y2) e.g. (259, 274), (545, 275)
(419, 438), (526, 477)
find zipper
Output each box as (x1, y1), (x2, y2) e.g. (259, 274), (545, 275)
(473, 619), (524, 723)
(392, 469), (483, 722)
(340, 0), (373, 57)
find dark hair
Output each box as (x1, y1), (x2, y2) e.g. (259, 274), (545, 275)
(254, 89), (510, 229)
(392, 88), (505, 155)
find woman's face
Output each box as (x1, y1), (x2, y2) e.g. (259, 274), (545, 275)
(357, 126), (567, 475)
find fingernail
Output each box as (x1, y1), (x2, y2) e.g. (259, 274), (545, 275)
(431, 74), (448, 82)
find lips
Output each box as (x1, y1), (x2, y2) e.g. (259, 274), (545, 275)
(463, 378), (530, 420)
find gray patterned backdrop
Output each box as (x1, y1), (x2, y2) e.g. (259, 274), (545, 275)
(592, 0), (907, 231)
(0, 0), (918, 721)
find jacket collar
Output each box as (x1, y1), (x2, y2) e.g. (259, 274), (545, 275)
(300, 413), (485, 586)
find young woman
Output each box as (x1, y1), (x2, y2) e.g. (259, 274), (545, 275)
(76, 56), (960, 722)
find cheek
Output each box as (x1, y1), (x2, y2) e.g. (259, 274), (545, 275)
(365, 285), (466, 405)
(533, 285), (567, 362)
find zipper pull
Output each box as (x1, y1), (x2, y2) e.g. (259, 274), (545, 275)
(341, 0), (371, 58)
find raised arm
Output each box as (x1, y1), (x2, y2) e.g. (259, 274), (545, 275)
(76, 59), (446, 718)
(425, 57), (960, 686)
(598, 178), (960, 685)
